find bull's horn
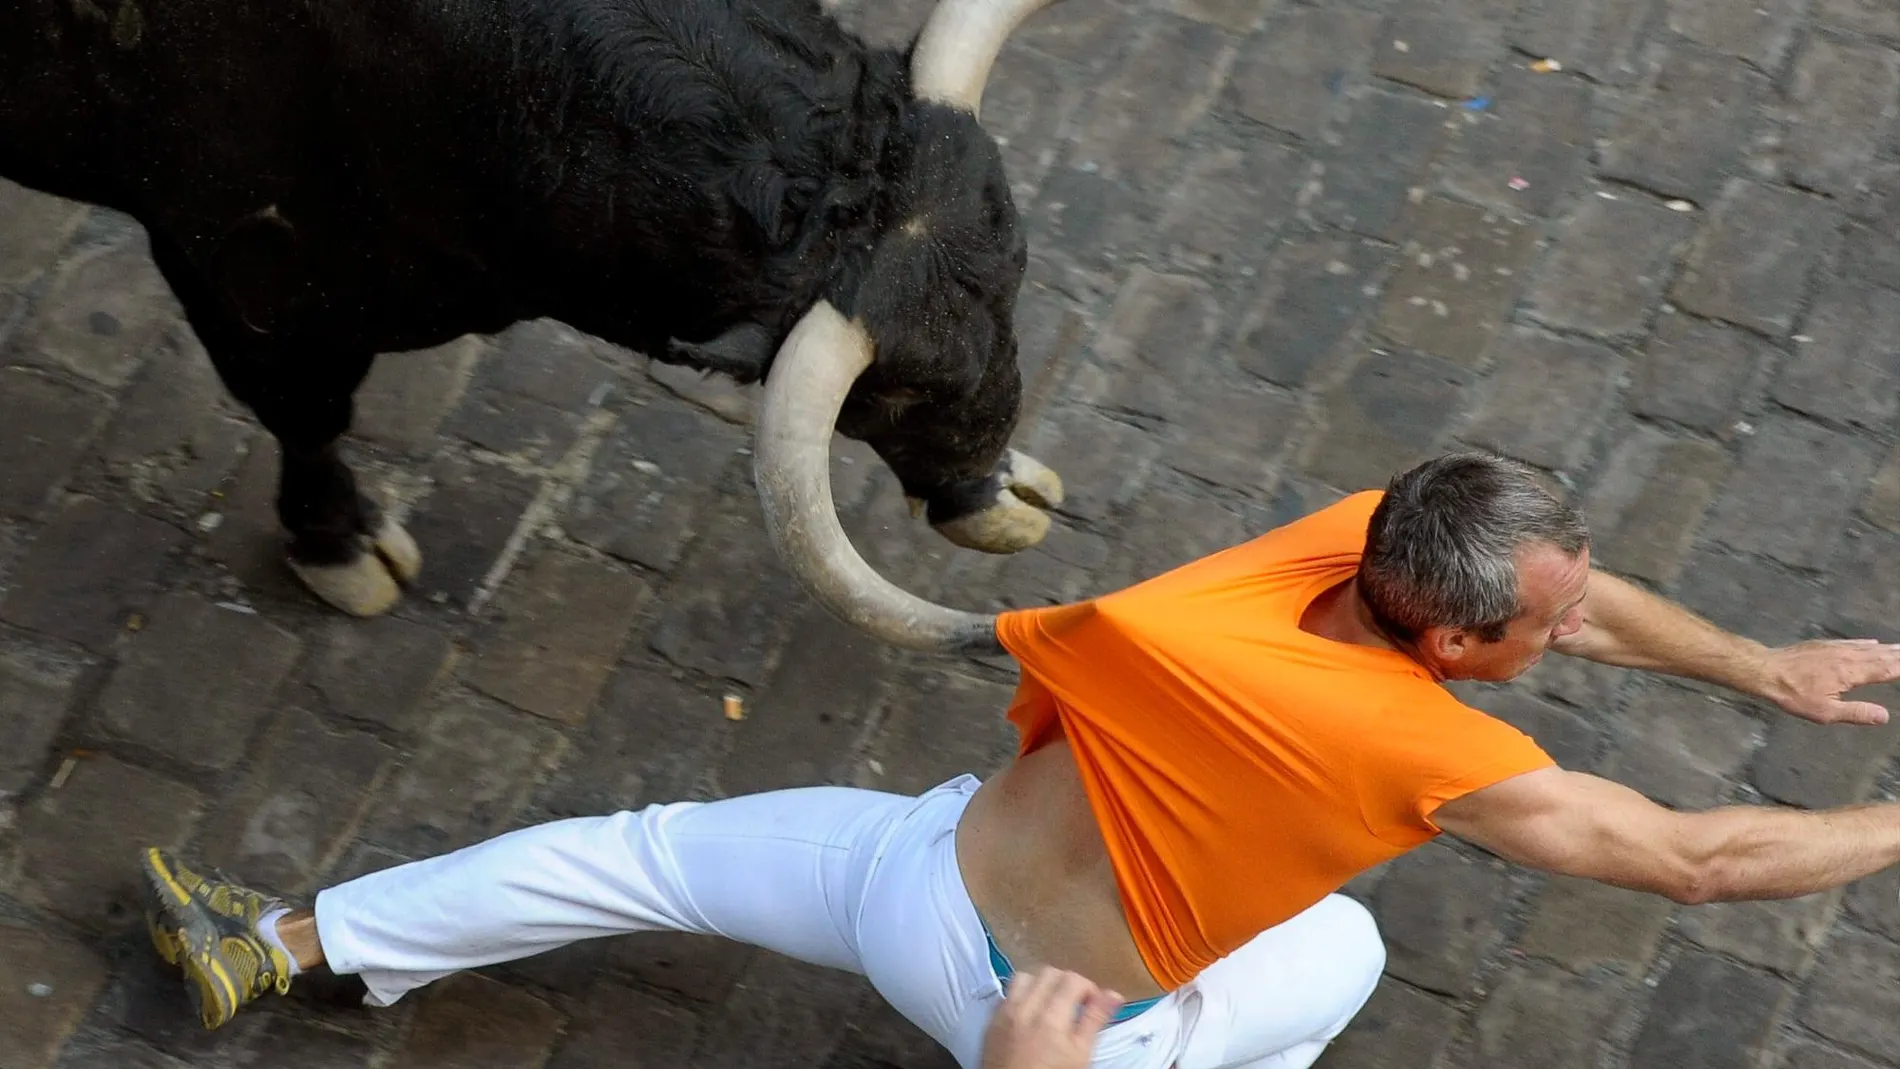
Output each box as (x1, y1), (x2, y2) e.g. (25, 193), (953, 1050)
(754, 301), (1001, 655)
(910, 0), (1064, 116)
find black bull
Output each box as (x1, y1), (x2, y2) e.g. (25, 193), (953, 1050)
(0, 0), (1070, 652)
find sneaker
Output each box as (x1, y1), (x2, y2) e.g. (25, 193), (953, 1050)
(140, 847), (295, 1029)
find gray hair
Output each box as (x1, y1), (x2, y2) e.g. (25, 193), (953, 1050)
(1359, 452), (1589, 643)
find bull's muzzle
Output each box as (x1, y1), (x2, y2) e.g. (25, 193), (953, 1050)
(911, 449), (1064, 554)
(753, 302), (1059, 654)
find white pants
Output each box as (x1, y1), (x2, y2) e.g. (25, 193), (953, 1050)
(314, 775), (1385, 1069)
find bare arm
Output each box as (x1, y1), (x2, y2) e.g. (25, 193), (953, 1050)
(1432, 767), (1900, 903)
(1550, 570), (1900, 725)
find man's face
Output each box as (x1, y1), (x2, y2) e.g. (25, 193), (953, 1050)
(1428, 542), (1591, 682)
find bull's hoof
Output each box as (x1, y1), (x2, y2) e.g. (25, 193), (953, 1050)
(932, 450), (1064, 554)
(288, 519), (422, 617)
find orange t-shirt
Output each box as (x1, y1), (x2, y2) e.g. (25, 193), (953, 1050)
(994, 490), (1554, 990)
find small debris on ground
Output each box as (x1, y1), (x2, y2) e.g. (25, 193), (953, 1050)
(1530, 58), (1562, 72)
(1508, 176), (1531, 191)
(723, 694), (745, 721)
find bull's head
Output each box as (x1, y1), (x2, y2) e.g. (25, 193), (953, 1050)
(754, 0), (1064, 654)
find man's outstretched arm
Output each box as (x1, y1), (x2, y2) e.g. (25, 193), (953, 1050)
(1549, 569), (1900, 725)
(1433, 767), (1900, 903)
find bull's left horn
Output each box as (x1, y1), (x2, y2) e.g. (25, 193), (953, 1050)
(754, 302), (1001, 655)
(910, 0), (1065, 116)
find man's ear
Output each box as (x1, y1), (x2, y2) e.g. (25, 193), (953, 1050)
(1424, 627), (1473, 665)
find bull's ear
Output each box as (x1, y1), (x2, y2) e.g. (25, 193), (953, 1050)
(726, 160), (801, 245)
(664, 322), (777, 383)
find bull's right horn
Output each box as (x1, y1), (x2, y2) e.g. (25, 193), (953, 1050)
(910, 0), (1065, 117)
(753, 301), (1002, 655)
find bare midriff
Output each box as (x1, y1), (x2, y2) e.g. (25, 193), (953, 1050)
(953, 733), (1169, 1002)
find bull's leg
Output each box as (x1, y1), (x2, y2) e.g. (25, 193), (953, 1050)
(216, 345), (420, 616)
(145, 235), (418, 616)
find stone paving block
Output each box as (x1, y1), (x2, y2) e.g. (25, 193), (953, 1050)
(1163, 369), (1301, 492)
(0, 497), (186, 651)
(1064, 16), (1234, 186)
(13, 234), (179, 388)
(1774, 282), (1900, 435)
(1524, 193), (1693, 339)
(831, 993), (960, 1069)
(1586, 427), (1731, 585)
(405, 454), (541, 608)
(1511, 0), (1652, 83)
(982, 520), (1113, 609)
(1671, 180), (1838, 338)
(1232, 234), (1387, 387)
(1371, 0), (1518, 100)
(1598, 683), (1761, 809)
(1755, 688), (1900, 809)
(1777, 37), (1900, 200)
(1467, 689), (1601, 770)
(0, 178), (86, 283)
(1799, 927), (1900, 1064)
(0, 367), (107, 520)
(1844, 861), (1900, 943)
(1226, 7), (1382, 140)
(444, 385), (583, 465)
(1778, 1041), (1887, 1069)
(1438, 67), (1595, 218)
(1374, 197), (1538, 366)
(1010, 405), (1155, 530)
(1163, 0), (1271, 33)
(0, 924), (109, 1069)
(1315, 980), (1460, 1069)
(1024, 167), (1153, 273)
(1844, 165), (1900, 295)
(199, 438), (309, 606)
(647, 357), (757, 426)
(536, 663), (727, 817)
(980, 47), (1077, 206)
(1664, 0), (1801, 70)
(719, 608), (891, 795)
(1008, 0), (1136, 69)
(0, 638), (92, 798)
(1867, 445), (1900, 534)
(649, 493), (806, 685)
(232, 1016), (380, 1069)
(1599, 44), (1761, 204)
(92, 338), (252, 511)
(1677, 892), (1840, 976)
(838, 0), (936, 48)
(1831, 531), (1900, 642)
(549, 982), (700, 1069)
(1457, 330), (1621, 472)
(1629, 315), (1767, 437)
(1462, 959), (1630, 1069)
(1154, 135), (1306, 271)
(1311, 88), (1450, 242)
(194, 707), (395, 895)
(1813, 0), (1900, 37)
(690, 954), (866, 1069)
(1109, 478), (1260, 589)
(1517, 876), (1673, 971)
(612, 930), (756, 1006)
(304, 613), (456, 733)
(13, 754), (200, 926)
(1080, 267), (1222, 418)
(95, 593), (302, 775)
(1372, 842), (1516, 997)
(858, 669), (1017, 795)
(361, 692), (564, 856)
(1705, 415), (1881, 570)
(1630, 951), (1789, 1069)
(51, 1033), (192, 1069)
(566, 398), (746, 572)
(1676, 549), (1819, 648)
(469, 548), (650, 725)
(1304, 348), (1471, 492)
(396, 973), (564, 1069)
(351, 337), (483, 454)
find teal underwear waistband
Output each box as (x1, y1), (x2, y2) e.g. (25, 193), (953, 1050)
(982, 923), (1164, 1024)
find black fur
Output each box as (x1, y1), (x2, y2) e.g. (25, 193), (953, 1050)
(0, 0), (1028, 568)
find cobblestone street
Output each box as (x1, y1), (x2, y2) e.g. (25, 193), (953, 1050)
(6, 0), (1900, 1065)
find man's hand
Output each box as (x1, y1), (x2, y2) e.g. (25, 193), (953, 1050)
(980, 966), (1125, 1069)
(1760, 639), (1900, 726)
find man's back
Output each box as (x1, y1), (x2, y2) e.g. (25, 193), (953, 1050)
(957, 735), (1166, 1000)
